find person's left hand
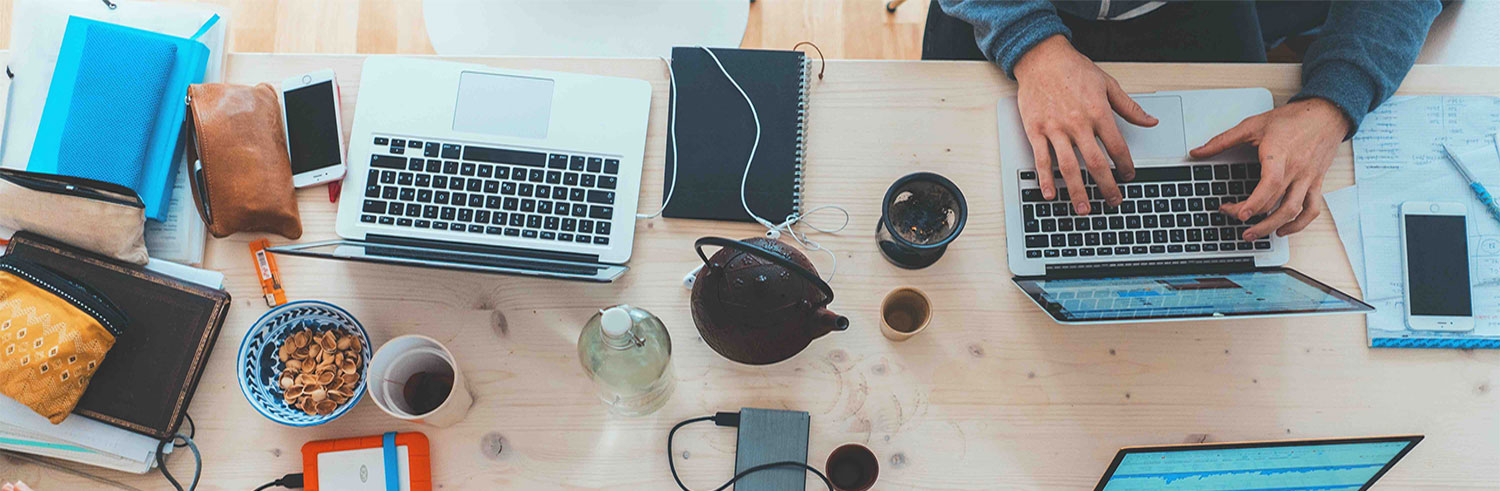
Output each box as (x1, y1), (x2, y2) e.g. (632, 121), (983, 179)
(1188, 98), (1350, 240)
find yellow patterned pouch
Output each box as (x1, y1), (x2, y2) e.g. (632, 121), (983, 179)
(0, 255), (126, 424)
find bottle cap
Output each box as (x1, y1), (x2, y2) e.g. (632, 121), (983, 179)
(601, 307), (633, 338)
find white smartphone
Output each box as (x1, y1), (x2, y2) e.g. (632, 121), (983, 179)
(1399, 201), (1474, 332)
(279, 69), (346, 188)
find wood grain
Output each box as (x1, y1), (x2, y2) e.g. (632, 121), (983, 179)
(3, 55), (1497, 490)
(0, 0), (929, 59)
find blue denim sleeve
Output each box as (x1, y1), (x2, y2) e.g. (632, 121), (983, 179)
(937, 0), (1072, 78)
(1292, 0), (1441, 136)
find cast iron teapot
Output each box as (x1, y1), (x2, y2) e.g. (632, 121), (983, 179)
(691, 236), (849, 365)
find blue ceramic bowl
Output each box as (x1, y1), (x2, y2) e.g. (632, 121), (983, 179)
(236, 301), (371, 426)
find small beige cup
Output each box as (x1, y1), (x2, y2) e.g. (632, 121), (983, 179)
(880, 287), (932, 341)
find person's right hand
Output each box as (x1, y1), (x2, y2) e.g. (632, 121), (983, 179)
(1013, 35), (1158, 215)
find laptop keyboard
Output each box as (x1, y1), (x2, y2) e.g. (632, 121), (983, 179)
(361, 135), (620, 246)
(1019, 163), (1272, 260)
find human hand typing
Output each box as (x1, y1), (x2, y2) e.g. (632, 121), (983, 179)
(1013, 35), (1158, 215)
(1189, 98), (1350, 240)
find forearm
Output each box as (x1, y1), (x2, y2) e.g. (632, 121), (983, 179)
(1293, 0), (1441, 135)
(937, 0), (1071, 78)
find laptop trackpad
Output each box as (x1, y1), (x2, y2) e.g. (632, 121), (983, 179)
(453, 71), (555, 139)
(1114, 95), (1186, 159)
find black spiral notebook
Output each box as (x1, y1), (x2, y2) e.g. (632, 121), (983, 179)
(664, 47), (810, 222)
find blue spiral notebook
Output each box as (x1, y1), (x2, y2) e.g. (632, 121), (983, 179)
(26, 15), (214, 221)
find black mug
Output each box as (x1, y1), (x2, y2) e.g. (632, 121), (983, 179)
(876, 172), (967, 269)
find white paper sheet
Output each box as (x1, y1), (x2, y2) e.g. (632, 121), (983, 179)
(1324, 185), (1365, 289)
(1352, 95), (1500, 346)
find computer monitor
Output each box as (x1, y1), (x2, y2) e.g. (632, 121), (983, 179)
(1095, 435), (1423, 491)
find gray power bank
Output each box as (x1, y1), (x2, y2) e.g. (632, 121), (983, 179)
(734, 408), (811, 491)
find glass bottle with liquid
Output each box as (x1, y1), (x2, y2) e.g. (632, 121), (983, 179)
(578, 305), (673, 416)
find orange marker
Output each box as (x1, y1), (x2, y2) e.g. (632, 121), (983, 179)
(250, 239), (287, 306)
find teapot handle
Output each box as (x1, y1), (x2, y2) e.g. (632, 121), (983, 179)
(694, 236), (834, 304)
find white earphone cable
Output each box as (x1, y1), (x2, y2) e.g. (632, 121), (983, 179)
(646, 47), (848, 282)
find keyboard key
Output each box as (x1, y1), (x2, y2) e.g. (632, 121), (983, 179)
(1061, 249), (1078, 257)
(494, 166), (510, 179)
(1026, 235), (1048, 248)
(1193, 214), (1209, 227)
(1230, 163), (1248, 179)
(424, 142), (440, 158)
(373, 155), (405, 170)
(1052, 203), (1070, 216)
(505, 228), (521, 237)
(572, 203), (588, 216)
(547, 171), (562, 184)
(596, 222), (611, 235)
(441, 207), (457, 220)
(1194, 183), (1211, 196)
(408, 158), (425, 171)
(579, 220), (595, 234)
(582, 175), (597, 188)
(529, 169), (545, 182)
(527, 215), (542, 228)
(1203, 243), (1218, 251)
(599, 176), (618, 189)
(416, 219), (432, 228)
(604, 159), (620, 174)
(361, 214), (377, 223)
(379, 216), (394, 225)
(1022, 189), (1044, 202)
(587, 157), (603, 172)
(1160, 185), (1176, 198)
(1213, 165), (1230, 180)
(553, 187), (568, 200)
(1170, 229), (1185, 243)
(460, 162), (476, 176)
(1150, 245), (1166, 254)
(1170, 199), (1186, 212)
(433, 222), (449, 230)
(519, 183), (534, 197)
(1153, 199), (1169, 212)
(390, 138), (405, 148)
(525, 230), (541, 239)
(374, 137), (389, 145)
(521, 199), (537, 213)
(1080, 248), (1095, 257)
(441, 144), (461, 159)
(553, 201), (569, 214)
(1229, 181), (1244, 194)
(589, 206), (613, 219)
(1187, 229), (1202, 242)
(486, 226), (504, 235)
(1254, 241), (1271, 249)
(400, 188), (416, 201)
(1237, 242), (1254, 251)
(1167, 245), (1182, 253)
(466, 179), (482, 192)
(363, 200), (386, 213)
(1144, 185), (1160, 198)
(366, 184), (381, 198)
(576, 235), (592, 244)
(391, 146), (407, 155)
(587, 190), (615, 205)
(458, 209), (473, 222)
(408, 140), (423, 148)
(1188, 198), (1203, 212)
(563, 218), (577, 232)
(1132, 166), (1192, 182)
(1127, 185), (1143, 198)
(492, 212), (508, 225)
(443, 161), (460, 174)
(1152, 230), (1167, 243)
(509, 214), (525, 226)
(564, 173), (580, 186)
(1058, 219), (1073, 232)
(1027, 250), (1042, 258)
(424, 205), (439, 219)
(1192, 165), (1213, 180)
(548, 154), (570, 169)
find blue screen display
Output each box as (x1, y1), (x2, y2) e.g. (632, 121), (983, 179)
(1101, 441), (1411, 490)
(1017, 270), (1368, 321)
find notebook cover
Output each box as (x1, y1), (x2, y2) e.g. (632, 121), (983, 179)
(734, 408), (810, 491)
(28, 16), (209, 221)
(4, 232), (230, 441)
(664, 47), (807, 223)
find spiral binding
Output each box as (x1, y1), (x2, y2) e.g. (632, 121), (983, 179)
(792, 55), (810, 217)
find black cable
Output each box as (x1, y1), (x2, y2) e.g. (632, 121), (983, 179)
(174, 413), (195, 448)
(668, 413), (834, 491)
(154, 433), (200, 491)
(253, 473), (304, 490)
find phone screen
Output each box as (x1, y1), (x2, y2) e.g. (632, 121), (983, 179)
(1405, 213), (1471, 316)
(284, 81), (342, 174)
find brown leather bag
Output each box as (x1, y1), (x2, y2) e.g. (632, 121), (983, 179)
(184, 83), (302, 239)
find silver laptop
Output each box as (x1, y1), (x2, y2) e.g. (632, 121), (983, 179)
(998, 88), (1371, 323)
(270, 57), (651, 282)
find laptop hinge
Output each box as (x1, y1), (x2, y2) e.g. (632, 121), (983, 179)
(1044, 257), (1256, 279)
(366, 233), (602, 264)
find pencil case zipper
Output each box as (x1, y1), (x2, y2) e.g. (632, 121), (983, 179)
(0, 168), (144, 209)
(0, 257), (127, 337)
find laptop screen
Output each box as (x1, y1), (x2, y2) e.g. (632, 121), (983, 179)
(1014, 268), (1371, 323)
(1096, 436), (1422, 490)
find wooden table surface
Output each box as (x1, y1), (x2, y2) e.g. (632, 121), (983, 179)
(7, 55), (1500, 490)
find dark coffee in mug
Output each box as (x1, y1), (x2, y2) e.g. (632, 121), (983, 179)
(826, 443), (879, 491)
(401, 367), (454, 415)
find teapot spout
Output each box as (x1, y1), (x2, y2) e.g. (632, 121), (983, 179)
(814, 308), (850, 333)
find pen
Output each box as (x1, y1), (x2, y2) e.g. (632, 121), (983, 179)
(193, 159), (213, 224)
(1440, 143), (1500, 225)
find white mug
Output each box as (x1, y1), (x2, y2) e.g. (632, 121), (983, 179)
(367, 334), (474, 427)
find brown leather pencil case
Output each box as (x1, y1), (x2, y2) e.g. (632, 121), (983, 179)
(184, 83), (302, 239)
